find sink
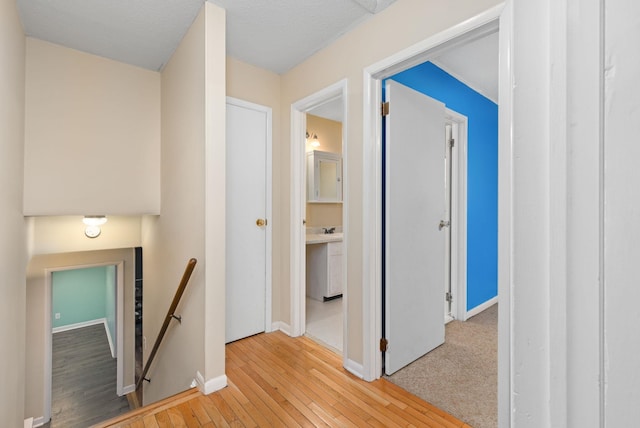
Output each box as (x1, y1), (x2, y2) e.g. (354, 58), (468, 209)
(306, 232), (343, 244)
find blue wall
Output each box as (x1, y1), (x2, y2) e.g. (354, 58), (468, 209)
(390, 62), (498, 310)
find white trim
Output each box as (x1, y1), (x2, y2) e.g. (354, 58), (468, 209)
(195, 371), (228, 395)
(290, 80), (349, 368)
(52, 317), (106, 334)
(361, 0), (508, 401)
(226, 97), (273, 335)
(271, 321), (292, 336)
(466, 296), (499, 319)
(496, 4), (513, 426)
(444, 109), (469, 322)
(121, 383), (135, 395)
(31, 416), (46, 428)
(344, 358), (364, 379)
(24, 417), (33, 428)
(43, 260), (127, 422)
(115, 262), (124, 394)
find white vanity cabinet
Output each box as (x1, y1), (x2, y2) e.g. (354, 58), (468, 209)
(307, 150), (342, 202)
(306, 240), (343, 301)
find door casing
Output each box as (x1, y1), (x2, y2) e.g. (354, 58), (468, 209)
(43, 260), (126, 424)
(289, 79), (351, 371)
(361, 2), (511, 425)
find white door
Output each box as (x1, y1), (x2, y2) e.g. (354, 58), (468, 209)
(384, 80), (446, 375)
(226, 98), (271, 343)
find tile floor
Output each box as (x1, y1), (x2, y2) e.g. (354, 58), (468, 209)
(305, 296), (343, 352)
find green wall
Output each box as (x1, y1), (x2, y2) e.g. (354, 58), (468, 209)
(52, 266), (111, 329)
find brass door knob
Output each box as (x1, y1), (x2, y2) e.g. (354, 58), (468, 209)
(256, 218), (267, 227)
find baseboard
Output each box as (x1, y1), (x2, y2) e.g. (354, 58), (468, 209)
(121, 384), (135, 395)
(344, 358), (364, 379)
(466, 296), (498, 319)
(195, 371), (228, 395)
(271, 321), (292, 336)
(31, 416), (47, 427)
(52, 317), (106, 334)
(24, 417), (33, 428)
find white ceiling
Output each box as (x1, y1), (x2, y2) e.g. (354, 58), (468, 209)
(17, 0), (396, 73)
(16, 0), (205, 71)
(16, 0), (497, 109)
(210, 0), (396, 74)
(432, 31), (499, 103)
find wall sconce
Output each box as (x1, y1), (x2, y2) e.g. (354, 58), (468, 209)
(306, 131), (321, 148)
(83, 215), (107, 238)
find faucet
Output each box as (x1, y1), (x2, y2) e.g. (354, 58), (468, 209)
(323, 227), (336, 234)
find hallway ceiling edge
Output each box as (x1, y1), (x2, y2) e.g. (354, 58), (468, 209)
(17, 0), (396, 73)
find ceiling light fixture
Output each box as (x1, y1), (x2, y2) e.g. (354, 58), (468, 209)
(83, 215), (107, 238)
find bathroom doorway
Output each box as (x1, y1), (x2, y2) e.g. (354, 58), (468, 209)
(290, 80), (348, 359)
(304, 103), (344, 352)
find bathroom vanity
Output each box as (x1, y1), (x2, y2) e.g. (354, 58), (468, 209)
(306, 233), (343, 301)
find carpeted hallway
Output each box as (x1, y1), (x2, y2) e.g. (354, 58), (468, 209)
(385, 304), (497, 428)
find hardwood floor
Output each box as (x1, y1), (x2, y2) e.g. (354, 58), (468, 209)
(44, 324), (131, 428)
(96, 331), (470, 427)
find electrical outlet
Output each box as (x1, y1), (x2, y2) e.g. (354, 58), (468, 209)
(55, 313), (61, 320)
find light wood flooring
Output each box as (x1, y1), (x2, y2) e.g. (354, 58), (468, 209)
(95, 331), (470, 427)
(44, 324), (131, 427)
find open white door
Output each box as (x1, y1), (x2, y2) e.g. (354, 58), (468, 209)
(384, 80), (446, 375)
(226, 98), (271, 343)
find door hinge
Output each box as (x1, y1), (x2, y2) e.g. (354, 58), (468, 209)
(446, 292), (453, 303)
(381, 102), (390, 117)
(380, 338), (388, 352)
(449, 138), (455, 148)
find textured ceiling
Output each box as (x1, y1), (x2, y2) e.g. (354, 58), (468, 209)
(16, 0), (496, 105)
(17, 0), (204, 71)
(17, 0), (396, 73)
(209, 0), (396, 74)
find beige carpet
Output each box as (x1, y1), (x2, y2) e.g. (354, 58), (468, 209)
(385, 304), (497, 428)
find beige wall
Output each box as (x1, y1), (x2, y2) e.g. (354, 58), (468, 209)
(306, 114), (342, 154)
(141, 2), (226, 404)
(225, 56), (283, 327)
(30, 215), (142, 255)
(0, 0), (26, 425)
(25, 248), (136, 420)
(305, 114), (343, 228)
(279, 0), (502, 363)
(24, 38), (161, 216)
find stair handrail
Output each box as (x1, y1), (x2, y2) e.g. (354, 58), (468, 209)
(135, 257), (198, 391)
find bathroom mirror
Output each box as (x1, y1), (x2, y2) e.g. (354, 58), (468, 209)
(307, 150), (342, 202)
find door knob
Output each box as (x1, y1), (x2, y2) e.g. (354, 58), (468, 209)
(256, 218), (267, 227)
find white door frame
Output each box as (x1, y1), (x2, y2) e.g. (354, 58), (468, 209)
(43, 260), (125, 423)
(361, 2), (511, 423)
(444, 108), (468, 322)
(290, 79), (349, 364)
(226, 96), (273, 337)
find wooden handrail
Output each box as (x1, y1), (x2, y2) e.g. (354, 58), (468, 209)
(136, 258), (197, 391)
